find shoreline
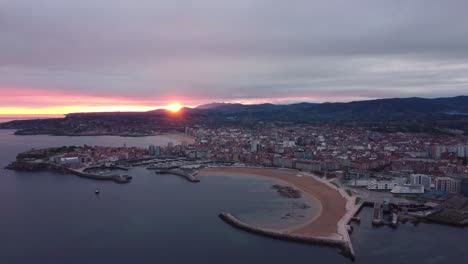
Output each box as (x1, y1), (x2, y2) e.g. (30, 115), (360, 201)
(199, 169), (323, 232)
(1, 129), (196, 144)
(199, 167), (356, 259)
(162, 132), (196, 144)
(199, 167), (348, 238)
(5, 161), (133, 184)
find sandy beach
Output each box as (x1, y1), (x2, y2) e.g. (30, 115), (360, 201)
(200, 167), (347, 238)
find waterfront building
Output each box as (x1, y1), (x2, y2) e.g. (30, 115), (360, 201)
(461, 178), (468, 197)
(293, 159), (322, 172)
(148, 145), (156, 156)
(367, 180), (399, 191)
(272, 157), (293, 168)
(456, 145), (468, 158)
(60, 157), (81, 165)
(251, 140), (260, 153)
(346, 170), (371, 181)
(435, 177), (461, 193)
(347, 178), (373, 187)
(390, 184), (425, 194)
(410, 174), (433, 190)
(155, 146), (162, 156)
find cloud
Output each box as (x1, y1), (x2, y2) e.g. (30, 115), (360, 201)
(1, 0), (468, 113)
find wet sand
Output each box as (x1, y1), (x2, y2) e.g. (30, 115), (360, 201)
(200, 167), (347, 238)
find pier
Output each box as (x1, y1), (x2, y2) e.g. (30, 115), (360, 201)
(69, 167), (132, 184)
(155, 168), (200, 182)
(5, 161), (132, 184)
(219, 212), (355, 260)
(372, 202), (383, 226)
(83, 164), (129, 171)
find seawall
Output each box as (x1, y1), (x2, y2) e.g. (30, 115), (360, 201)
(219, 212), (355, 260)
(6, 161), (132, 184)
(155, 169), (200, 182)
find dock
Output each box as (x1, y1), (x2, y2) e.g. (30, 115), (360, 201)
(4, 161), (132, 184)
(155, 168), (200, 183)
(219, 212), (355, 260)
(69, 168), (132, 184)
(372, 202), (383, 226)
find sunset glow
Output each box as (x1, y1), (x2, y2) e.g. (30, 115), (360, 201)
(165, 102), (183, 113)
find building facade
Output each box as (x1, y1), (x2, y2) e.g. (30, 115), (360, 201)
(435, 177), (461, 193)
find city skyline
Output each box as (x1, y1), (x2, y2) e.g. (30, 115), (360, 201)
(2, 0), (468, 115)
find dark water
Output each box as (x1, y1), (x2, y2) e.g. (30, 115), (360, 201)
(0, 115), (64, 123)
(0, 130), (467, 264)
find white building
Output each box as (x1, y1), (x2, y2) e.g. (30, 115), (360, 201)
(391, 184), (425, 194)
(384, 146), (398, 152)
(251, 140), (260, 152)
(60, 157), (81, 165)
(348, 178), (373, 187)
(367, 180), (399, 191)
(367, 177), (406, 191)
(410, 174), (433, 190)
(456, 145), (468, 158)
(435, 177), (461, 193)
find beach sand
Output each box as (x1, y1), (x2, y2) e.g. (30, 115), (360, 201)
(199, 167), (347, 238)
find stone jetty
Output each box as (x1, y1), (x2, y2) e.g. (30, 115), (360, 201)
(155, 168), (200, 182)
(219, 212), (355, 260)
(6, 161), (132, 184)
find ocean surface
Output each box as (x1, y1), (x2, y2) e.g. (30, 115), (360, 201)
(0, 129), (467, 264)
(0, 115), (64, 123)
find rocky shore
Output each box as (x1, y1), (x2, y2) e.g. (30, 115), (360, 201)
(272, 184), (302, 198)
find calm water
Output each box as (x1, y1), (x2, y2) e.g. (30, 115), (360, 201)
(0, 129), (467, 264)
(0, 115), (64, 123)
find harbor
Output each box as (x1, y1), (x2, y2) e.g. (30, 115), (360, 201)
(5, 161), (133, 184)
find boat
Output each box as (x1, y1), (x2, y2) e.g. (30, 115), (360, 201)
(391, 212), (399, 227)
(95, 188), (100, 194)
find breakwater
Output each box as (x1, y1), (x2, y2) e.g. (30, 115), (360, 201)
(155, 169), (200, 182)
(83, 165), (129, 172)
(70, 167), (132, 184)
(218, 212), (355, 260)
(6, 161), (132, 184)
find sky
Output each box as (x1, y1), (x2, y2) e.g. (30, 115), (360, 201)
(1, 0), (468, 114)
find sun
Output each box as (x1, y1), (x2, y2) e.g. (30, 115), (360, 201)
(166, 102), (183, 113)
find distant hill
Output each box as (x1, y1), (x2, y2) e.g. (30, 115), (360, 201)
(193, 96), (468, 118)
(1, 96), (468, 135)
(195, 102), (243, 110)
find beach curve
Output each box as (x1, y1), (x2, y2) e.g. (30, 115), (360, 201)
(199, 167), (347, 238)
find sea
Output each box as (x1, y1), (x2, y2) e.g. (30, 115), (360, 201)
(0, 129), (467, 264)
(0, 115), (64, 123)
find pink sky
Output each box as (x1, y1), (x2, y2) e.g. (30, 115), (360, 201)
(2, 1), (468, 115)
(0, 87), (376, 115)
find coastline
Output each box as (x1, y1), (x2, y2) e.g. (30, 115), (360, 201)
(199, 167), (347, 238)
(0, 128), (196, 144)
(199, 169), (323, 232)
(5, 161), (133, 184)
(162, 132), (196, 144)
(199, 167), (356, 259)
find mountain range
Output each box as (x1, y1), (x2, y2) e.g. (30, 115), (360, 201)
(1, 96), (468, 135)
